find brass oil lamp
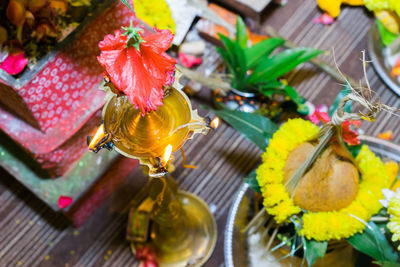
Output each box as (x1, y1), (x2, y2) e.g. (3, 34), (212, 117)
(88, 70), (218, 266)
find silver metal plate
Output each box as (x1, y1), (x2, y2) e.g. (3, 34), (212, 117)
(224, 135), (400, 266)
(367, 22), (400, 96)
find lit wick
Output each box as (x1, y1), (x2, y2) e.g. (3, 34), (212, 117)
(88, 123), (113, 153)
(161, 144), (173, 167)
(210, 117), (219, 129)
(149, 144), (173, 178)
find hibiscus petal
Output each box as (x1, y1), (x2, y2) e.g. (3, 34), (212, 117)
(143, 28), (174, 52)
(97, 27), (176, 114)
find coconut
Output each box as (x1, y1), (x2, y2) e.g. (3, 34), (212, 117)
(283, 142), (359, 212)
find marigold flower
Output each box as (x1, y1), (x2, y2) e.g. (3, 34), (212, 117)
(97, 25), (176, 115)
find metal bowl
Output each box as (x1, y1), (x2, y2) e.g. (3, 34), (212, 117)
(367, 22), (400, 96)
(224, 136), (400, 266)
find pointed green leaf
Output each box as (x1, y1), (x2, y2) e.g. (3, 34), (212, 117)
(213, 109), (278, 150)
(329, 86), (352, 117)
(216, 47), (236, 77)
(236, 16), (248, 49)
(218, 34), (247, 89)
(244, 169), (261, 193)
(120, 0), (134, 11)
(283, 84), (304, 105)
(347, 221), (399, 263)
(376, 19), (398, 46)
(247, 47), (322, 84)
(303, 239), (328, 267)
(258, 80), (285, 97)
(374, 261), (400, 267)
(245, 38), (285, 69)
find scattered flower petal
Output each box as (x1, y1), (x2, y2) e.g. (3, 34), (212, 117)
(313, 13), (334, 25)
(306, 105), (328, 124)
(58, 195), (73, 209)
(392, 57), (400, 76)
(136, 246), (158, 267)
(378, 130), (393, 140)
(0, 52), (28, 75)
(178, 52), (202, 68)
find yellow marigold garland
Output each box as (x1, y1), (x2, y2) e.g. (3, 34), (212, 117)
(257, 118), (390, 241)
(256, 119), (319, 223)
(134, 0), (176, 34)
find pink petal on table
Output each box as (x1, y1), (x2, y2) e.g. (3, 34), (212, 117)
(178, 52), (202, 68)
(0, 52), (28, 75)
(58, 195), (73, 209)
(313, 13), (334, 25)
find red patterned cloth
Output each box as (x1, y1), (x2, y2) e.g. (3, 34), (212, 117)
(0, 2), (148, 176)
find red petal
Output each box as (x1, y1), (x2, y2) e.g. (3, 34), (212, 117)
(142, 28), (174, 52)
(58, 195), (73, 209)
(315, 111), (331, 124)
(178, 52), (202, 68)
(342, 120), (360, 145)
(0, 52), (28, 75)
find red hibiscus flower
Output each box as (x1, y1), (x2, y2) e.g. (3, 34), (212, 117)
(97, 25), (176, 115)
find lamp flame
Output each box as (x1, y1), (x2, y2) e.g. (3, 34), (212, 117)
(210, 117), (220, 129)
(162, 144), (173, 166)
(89, 124), (106, 150)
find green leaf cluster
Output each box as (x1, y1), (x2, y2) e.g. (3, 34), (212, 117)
(216, 16), (322, 111)
(347, 221), (399, 265)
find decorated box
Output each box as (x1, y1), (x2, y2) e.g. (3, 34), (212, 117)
(0, 2), (149, 177)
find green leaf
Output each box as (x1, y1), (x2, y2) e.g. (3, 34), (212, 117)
(303, 239), (328, 267)
(376, 19), (398, 46)
(346, 143), (362, 158)
(235, 16), (248, 49)
(259, 80), (285, 97)
(216, 47), (236, 77)
(374, 261), (400, 267)
(258, 81), (307, 113)
(283, 85), (306, 107)
(213, 109), (278, 150)
(245, 38), (285, 69)
(347, 221), (399, 263)
(329, 86), (352, 117)
(218, 34), (247, 89)
(247, 47), (322, 85)
(120, 0), (134, 11)
(244, 169), (261, 193)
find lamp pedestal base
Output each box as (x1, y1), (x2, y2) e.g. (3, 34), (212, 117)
(129, 180), (217, 267)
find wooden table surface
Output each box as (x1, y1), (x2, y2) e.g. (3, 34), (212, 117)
(2, 0), (400, 266)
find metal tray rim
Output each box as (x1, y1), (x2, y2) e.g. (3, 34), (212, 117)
(224, 135), (400, 266)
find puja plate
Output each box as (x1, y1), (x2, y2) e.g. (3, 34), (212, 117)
(224, 135), (400, 266)
(367, 22), (400, 96)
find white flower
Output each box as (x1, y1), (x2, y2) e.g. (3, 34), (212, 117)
(379, 188), (398, 208)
